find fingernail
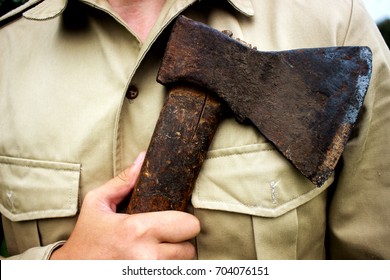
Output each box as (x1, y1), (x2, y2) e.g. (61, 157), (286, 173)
(134, 151), (146, 165)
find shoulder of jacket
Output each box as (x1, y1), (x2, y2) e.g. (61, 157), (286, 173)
(0, 0), (45, 28)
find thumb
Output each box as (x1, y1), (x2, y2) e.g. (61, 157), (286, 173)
(95, 151), (146, 210)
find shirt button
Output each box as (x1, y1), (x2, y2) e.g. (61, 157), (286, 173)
(126, 84), (139, 99)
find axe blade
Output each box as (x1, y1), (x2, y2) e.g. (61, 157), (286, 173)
(158, 16), (372, 186)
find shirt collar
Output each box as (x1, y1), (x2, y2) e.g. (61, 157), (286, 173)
(23, 0), (68, 20)
(22, 0), (254, 20)
(227, 0), (254, 17)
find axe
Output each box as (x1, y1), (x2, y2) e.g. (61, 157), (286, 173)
(126, 16), (372, 214)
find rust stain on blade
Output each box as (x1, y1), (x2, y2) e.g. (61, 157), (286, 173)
(157, 16), (372, 186)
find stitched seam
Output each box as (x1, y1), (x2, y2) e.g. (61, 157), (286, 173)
(195, 181), (329, 215)
(5, 209), (75, 215)
(206, 147), (275, 160)
(0, 162), (79, 173)
(293, 208), (299, 259)
(195, 187), (320, 209)
(341, 0), (354, 46)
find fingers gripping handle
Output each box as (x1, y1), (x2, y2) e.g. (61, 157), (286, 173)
(126, 85), (223, 214)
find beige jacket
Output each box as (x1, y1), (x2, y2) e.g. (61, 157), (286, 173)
(0, 0), (389, 259)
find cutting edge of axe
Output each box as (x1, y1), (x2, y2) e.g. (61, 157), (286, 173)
(126, 15), (373, 214)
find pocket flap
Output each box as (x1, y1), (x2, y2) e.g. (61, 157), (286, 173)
(192, 144), (332, 218)
(0, 156), (80, 222)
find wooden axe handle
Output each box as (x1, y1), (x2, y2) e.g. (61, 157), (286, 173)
(126, 85), (223, 214)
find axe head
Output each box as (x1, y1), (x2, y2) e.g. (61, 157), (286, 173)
(157, 16), (372, 186)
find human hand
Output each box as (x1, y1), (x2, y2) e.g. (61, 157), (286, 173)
(50, 152), (200, 260)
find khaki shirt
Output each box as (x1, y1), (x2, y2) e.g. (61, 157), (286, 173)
(0, 0), (389, 259)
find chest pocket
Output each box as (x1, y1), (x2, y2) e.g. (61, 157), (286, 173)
(0, 155), (80, 255)
(0, 155), (80, 222)
(192, 143), (332, 259)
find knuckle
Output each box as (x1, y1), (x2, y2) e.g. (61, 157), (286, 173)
(172, 242), (196, 260)
(184, 243), (197, 259)
(82, 189), (98, 206)
(127, 215), (151, 239)
(116, 169), (129, 183)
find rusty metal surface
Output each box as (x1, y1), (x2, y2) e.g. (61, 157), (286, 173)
(158, 16), (372, 186)
(127, 85), (223, 213)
